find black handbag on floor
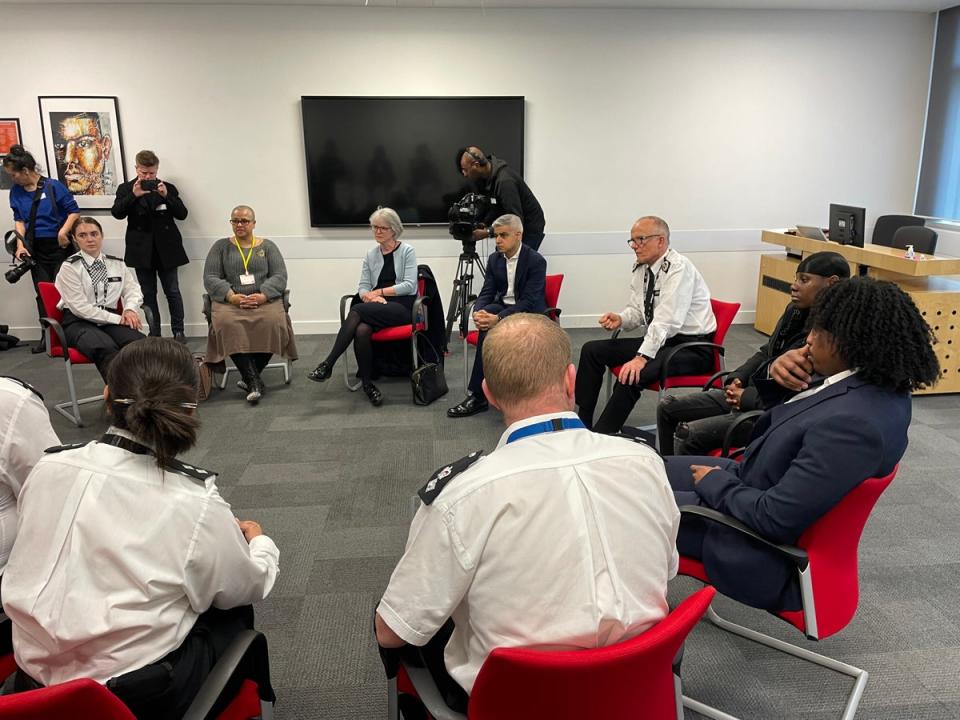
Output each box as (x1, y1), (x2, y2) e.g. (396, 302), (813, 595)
(411, 332), (448, 406)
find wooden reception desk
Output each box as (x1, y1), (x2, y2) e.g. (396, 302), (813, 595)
(756, 230), (960, 394)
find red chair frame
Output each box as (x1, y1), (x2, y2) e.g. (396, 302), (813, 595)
(389, 586), (716, 720)
(461, 273), (564, 389)
(339, 275), (429, 393)
(677, 467), (898, 720)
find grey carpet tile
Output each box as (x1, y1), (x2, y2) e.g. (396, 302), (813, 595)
(315, 526), (411, 561)
(801, 703), (960, 720)
(307, 556), (401, 596)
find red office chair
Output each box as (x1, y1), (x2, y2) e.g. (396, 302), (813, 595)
(677, 466), (898, 720)
(36, 281), (117, 427)
(389, 586), (716, 720)
(606, 298), (740, 401)
(340, 273), (429, 393)
(461, 273), (564, 388)
(0, 630), (274, 720)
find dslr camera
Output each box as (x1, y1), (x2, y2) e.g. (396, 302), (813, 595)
(4, 230), (36, 285)
(448, 192), (490, 245)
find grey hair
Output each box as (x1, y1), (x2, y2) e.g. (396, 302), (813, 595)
(636, 215), (670, 242)
(231, 205), (256, 220)
(492, 214), (523, 232)
(369, 207), (404, 238)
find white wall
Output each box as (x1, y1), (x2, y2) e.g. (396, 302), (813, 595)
(0, 3), (935, 338)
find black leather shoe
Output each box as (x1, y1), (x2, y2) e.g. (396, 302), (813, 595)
(363, 383), (383, 407)
(447, 394), (489, 418)
(173, 332), (188, 344)
(308, 361), (333, 382)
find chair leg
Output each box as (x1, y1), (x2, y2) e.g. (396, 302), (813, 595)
(283, 358), (291, 384)
(387, 676), (399, 720)
(463, 335), (469, 391)
(682, 606), (869, 720)
(260, 698), (275, 720)
(64, 360), (82, 427)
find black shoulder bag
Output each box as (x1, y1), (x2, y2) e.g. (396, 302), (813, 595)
(411, 331), (448, 406)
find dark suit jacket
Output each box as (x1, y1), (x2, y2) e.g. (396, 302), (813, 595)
(111, 180), (189, 270)
(474, 245), (546, 318)
(689, 375), (910, 610)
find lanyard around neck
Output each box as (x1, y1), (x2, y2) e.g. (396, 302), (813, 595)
(233, 237), (256, 274)
(506, 417), (586, 444)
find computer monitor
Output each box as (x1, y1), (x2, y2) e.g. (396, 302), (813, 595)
(829, 203), (865, 247)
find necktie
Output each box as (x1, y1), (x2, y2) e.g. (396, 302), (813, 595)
(84, 258), (109, 305)
(643, 267), (656, 324)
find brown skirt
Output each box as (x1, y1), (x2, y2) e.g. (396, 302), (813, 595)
(205, 300), (299, 364)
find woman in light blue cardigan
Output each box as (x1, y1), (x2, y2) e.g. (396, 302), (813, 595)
(308, 208), (417, 406)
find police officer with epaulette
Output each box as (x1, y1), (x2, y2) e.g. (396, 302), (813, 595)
(2, 339), (278, 718)
(54, 215), (145, 380)
(375, 313), (679, 713)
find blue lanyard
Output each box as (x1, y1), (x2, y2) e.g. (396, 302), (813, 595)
(506, 417), (586, 444)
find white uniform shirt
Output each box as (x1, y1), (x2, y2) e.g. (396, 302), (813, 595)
(54, 250), (143, 325)
(1, 428), (280, 686)
(620, 247), (716, 359)
(378, 411), (679, 694)
(786, 368), (858, 404)
(0, 378), (60, 575)
(502, 246), (522, 306)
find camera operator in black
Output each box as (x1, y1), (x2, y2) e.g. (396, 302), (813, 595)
(111, 150), (189, 341)
(456, 146), (546, 251)
(3, 146), (80, 354)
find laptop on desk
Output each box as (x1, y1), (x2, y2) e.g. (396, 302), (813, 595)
(796, 225), (829, 242)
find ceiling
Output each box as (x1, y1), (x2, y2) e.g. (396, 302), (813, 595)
(0, 0), (951, 9)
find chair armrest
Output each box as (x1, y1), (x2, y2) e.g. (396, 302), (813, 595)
(202, 294), (212, 323)
(611, 328), (622, 340)
(282, 288), (291, 312)
(659, 342), (724, 386)
(543, 306), (562, 321)
(182, 629), (275, 720)
(678, 505), (809, 569)
(399, 661), (467, 720)
(413, 295), (429, 328)
(702, 369), (733, 391)
(39, 317), (69, 362)
(142, 306), (155, 331)
(720, 410), (764, 458)
(339, 293), (355, 323)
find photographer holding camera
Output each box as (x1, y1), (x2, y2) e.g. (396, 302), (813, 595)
(456, 146), (546, 250)
(3, 145), (80, 353)
(111, 150), (189, 342)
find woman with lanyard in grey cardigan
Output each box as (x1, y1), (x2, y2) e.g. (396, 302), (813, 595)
(203, 205), (297, 404)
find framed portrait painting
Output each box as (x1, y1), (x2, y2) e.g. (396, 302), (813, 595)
(38, 96), (127, 209)
(0, 118), (22, 190)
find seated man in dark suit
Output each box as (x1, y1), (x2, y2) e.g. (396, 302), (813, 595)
(447, 214), (546, 417)
(663, 277), (940, 611)
(657, 251), (850, 455)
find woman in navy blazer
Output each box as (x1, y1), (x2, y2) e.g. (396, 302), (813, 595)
(665, 277), (940, 610)
(307, 208), (417, 406)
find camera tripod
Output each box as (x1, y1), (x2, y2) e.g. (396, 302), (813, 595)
(444, 245), (486, 345)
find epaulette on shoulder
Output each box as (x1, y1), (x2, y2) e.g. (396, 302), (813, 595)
(1, 376), (44, 401)
(613, 429), (661, 455)
(45, 441), (90, 454)
(105, 254), (124, 262)
(65, 254), (82, 263)
(418, 450), (484, 506)
(165, 457), (216, 484)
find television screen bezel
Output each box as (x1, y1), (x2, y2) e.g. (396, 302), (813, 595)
(828, 203), (865, 247)
(300, 95), (526, 228)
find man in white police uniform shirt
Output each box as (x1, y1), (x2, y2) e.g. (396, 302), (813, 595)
(375, 313), (679, 712)
(54, 216), (145, 380)
(575, 215), (716, 435)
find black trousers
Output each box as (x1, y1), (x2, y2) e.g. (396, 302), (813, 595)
(136, 267), (185, 336)
(14, 606), (257, 720)
(399, 620), (469, 715)
(657, 388), (750, 456)
(61, 310), (146, 380)
(575, 335), (713, 434)
(28, 237), (72, 328)
(467, 303), (506, 395)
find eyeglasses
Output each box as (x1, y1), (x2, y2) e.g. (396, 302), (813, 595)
(372, 225), (391, 233)
(230, 218), (253, 225)
(627, 234), (663, 247)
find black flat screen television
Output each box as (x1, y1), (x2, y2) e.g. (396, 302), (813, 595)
(301, 96), (525, 227)
(828, 203), (865, 247)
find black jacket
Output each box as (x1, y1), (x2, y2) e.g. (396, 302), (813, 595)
(728, 303), (809, 411)
(111, 180), (189, 270)
(479, 156), (545, 244)
(474, 245), (547, 318)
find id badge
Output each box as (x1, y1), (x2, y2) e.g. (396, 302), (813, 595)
(239, 273), (255, 285)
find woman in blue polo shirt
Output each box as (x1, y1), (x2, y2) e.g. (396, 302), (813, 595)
(3, 145), (80, 353)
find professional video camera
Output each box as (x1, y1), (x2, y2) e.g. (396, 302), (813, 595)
(447, 192), (490, 245)
(4, 230), (36, 285)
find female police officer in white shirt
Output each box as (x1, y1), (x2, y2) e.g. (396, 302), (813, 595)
(2, 338), (279, 719)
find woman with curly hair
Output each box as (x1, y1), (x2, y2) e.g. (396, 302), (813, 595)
(665, 276), (940, 611)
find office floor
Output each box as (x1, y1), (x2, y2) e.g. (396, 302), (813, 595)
(1, 324), (959, 719)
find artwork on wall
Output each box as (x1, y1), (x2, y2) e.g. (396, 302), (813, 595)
(38, 96), (127, 209)
(0, 118), (22, 190)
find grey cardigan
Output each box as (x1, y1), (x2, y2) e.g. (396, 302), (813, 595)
(358, 243), (417, 296)
(203, 237), (288, 302)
